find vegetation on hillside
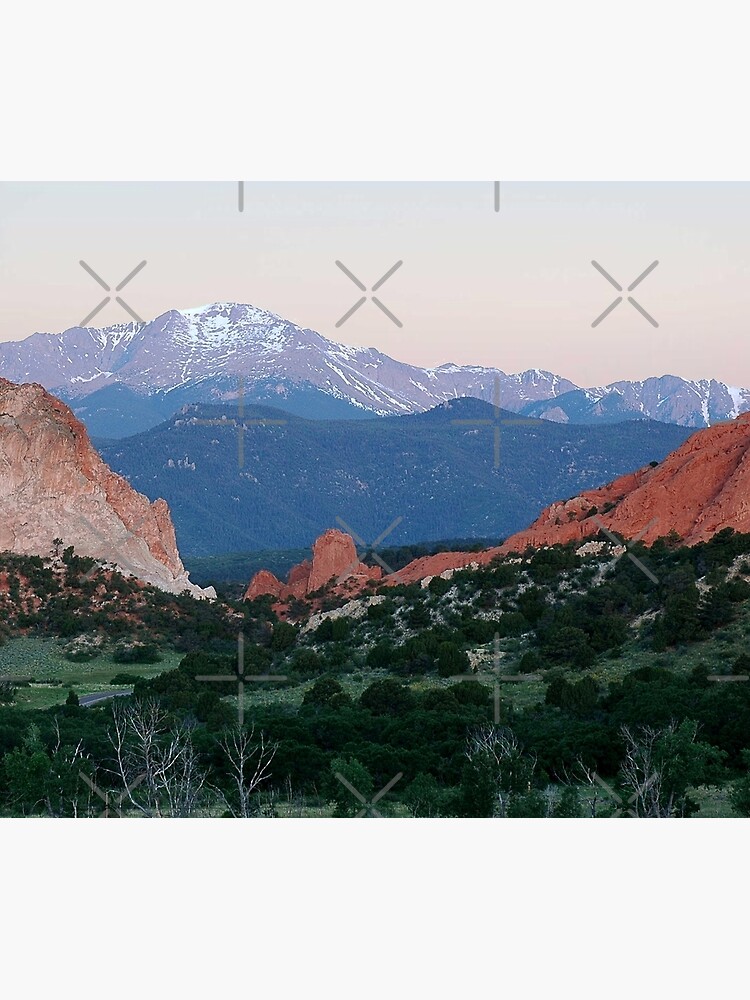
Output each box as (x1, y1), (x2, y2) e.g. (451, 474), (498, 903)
(3, 529), (750, 816)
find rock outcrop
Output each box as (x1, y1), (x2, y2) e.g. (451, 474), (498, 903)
(245, 414), (750, 604)
(244, 529), (381, 603)
(244, 569), (286, 602)
(389, 413), (750, 583)
(497, 411), (750, 551)
(0, 379), (213, 598)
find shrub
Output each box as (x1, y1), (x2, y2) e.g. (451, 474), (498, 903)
(518, 651), (541, 674)
(437, 641), (470, 678)
(291, 649), (325, 676)
(109, 673), (142, 685)
(113, 641), (162, 664)
(428, 576), (451, 597)
(270, 621), (298, 651)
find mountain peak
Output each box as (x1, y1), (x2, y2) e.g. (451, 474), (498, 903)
(2, 302), (749, 433)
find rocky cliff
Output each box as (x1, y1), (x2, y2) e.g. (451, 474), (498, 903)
(497, 411), (750, 552)
(390, 413), (750, 583)
(0, 379), (213, 598)
(244, 529), (381, 603)
(246, 414), (750, 602)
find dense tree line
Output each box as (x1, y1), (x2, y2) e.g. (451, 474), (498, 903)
(3, 529), (750, 816)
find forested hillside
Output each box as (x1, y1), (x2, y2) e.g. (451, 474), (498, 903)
(98, 399), (692, 554)
(4, 529), (750, 817)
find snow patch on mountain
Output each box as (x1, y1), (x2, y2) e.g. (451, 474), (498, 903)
(0, 302), (748, 428)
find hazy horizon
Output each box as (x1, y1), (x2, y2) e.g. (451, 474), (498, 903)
(2, 181), (749, 387)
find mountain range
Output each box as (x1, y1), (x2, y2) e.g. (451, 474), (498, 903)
(97, 398), (693, 556)
(1, 302), (748, 437)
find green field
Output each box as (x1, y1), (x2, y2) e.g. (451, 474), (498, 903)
(0, 637), (181, 709)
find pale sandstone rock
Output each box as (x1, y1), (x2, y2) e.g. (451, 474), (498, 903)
(0, 379), (214, 599)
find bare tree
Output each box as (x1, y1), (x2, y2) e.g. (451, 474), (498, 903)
(108, 699), (207, 817)
(557, 757), (608, 818)
(465, 723), (537, 817)
(618, 720), (719, 818)
(217, 725), (277, 818)
(619, 724), (665, 817)
(47, 718), (94, 818)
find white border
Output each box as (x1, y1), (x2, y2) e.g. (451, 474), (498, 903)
(2, 2), (749, 993)
(2, 819), (746, 998)
(2, 1), (750, 181)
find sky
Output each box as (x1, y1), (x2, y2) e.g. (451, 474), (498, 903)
(1, 181), (749, 388)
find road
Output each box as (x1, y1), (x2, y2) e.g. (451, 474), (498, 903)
(79, 689), (133, 707)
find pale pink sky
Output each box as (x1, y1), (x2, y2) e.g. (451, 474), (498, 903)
(1, 182), (748, 387)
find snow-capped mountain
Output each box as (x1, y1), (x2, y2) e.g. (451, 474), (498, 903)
(0, 302), (747, 437)
(0, 302), (575, 420)
(520, 376), (750, 429)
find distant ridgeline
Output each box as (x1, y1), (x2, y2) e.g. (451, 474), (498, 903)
(98, 398), (692, 555)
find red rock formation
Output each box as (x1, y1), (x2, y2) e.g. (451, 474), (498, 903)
(0, 379), (213, 598)
(244, 569), (285, 601)
(390, 413), (750, 583)
(498, 412), (750, 552)
(246, 414), (750, 602)
(287, 560), (313, 597)
(244, 529), (381, 603)
(308, 530), (365, 591)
